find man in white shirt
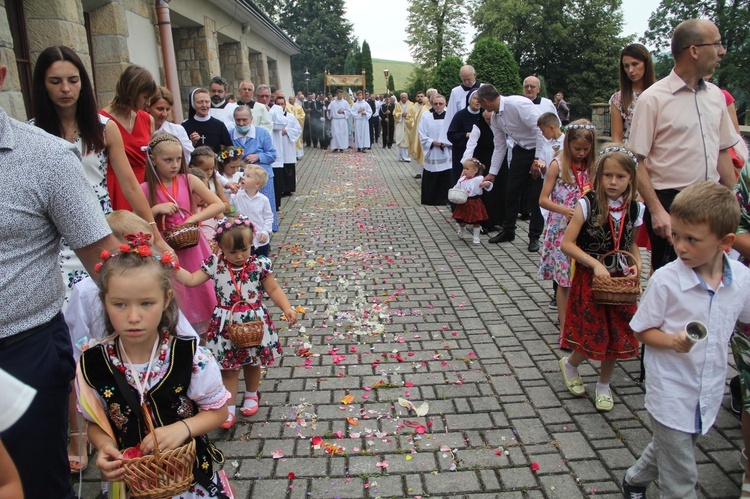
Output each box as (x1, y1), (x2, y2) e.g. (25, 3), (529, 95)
(476, 84), (545, 252)
(269, 93), (301, 205)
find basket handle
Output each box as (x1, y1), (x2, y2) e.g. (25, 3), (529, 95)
(160, 208), (195, 229)
(227, 300), (255, 326)
(597, 249), (640, 277)
(140, 403), (161, 457)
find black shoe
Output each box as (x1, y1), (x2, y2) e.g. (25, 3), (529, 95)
(528, 238), (540, 252)
(519, 213), (531, 221)
(414, 174), (422, 179)
(548, 298), (557, 310)
(622, 477), (647, 499)
(489, 230), (515, 243)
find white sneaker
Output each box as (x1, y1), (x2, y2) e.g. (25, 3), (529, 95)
(403, 157), (411, 162)
(472, 235), (481, 245)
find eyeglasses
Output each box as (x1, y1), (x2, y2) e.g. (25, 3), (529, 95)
(683, 41), (723, 50)
(523, 85), (538, 89)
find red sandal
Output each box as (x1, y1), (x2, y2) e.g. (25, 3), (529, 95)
(240, 391), (261, 417)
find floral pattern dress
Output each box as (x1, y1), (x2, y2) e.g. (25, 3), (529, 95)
(608, 90), (639, 143)
(56, 116), (112, 304)
(201, 253), (283, 370)
(538, 162), (589, 287)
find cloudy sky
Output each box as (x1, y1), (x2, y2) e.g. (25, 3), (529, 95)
(344, 0), (656, 61)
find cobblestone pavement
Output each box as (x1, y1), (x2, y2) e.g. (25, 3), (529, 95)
(78, 145), (744, 498)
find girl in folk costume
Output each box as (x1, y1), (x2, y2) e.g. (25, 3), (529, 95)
(141, 133), (224, 331)
(538, 120), (596, 329)
(418, 94), (453, 206)
(218, 147), (244, 199)
(175, 216), (298, 429)
(452, 158), (494, 245)
(559, 145), (643, 412)
(78, 236), (231, 498)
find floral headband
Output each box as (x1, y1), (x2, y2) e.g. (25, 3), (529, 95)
(595, 146), (639, 173)
(566, 123), (596, 131)
(214, 215), (255, 241)
(219, 148), (244, 162)
(95, 233), (180, 272)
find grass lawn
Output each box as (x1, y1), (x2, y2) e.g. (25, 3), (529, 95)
(372, 58), (418, 94)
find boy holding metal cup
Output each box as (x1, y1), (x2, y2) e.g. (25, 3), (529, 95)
(623, 182), (750, 498)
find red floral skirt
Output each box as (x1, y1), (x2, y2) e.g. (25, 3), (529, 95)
(561, 265), (639, 360)
(452, 197), (488, 224)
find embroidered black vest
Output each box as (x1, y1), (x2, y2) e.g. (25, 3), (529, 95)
(81, 336), (215, 478)
(577, 191), (638, 264)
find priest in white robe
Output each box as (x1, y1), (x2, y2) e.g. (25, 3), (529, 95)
(270, 94), (302, 207)
(418, 94), (452, 206)
(442, 65), (480, 145)
(393, 93), (413, 162)
(327, 89), (351, 152)
(351, 90), (373, 152)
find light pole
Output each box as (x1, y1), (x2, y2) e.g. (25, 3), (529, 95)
(304, 69), (312, 146)
(383, 69), (390, 147)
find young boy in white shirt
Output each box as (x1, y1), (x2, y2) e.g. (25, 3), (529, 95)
(230, 165), (274, 257)
(623, 181), (750, 498)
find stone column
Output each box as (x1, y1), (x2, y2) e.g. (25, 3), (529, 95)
(267, 58), (278, 89)
(0, 0), (25, 119)
(248, 51), (268, 85)
(24, 0), (91, 71)
(88, 1), (131, 107)
(174, 16), (220, 111)
(219, 41), (244, 92)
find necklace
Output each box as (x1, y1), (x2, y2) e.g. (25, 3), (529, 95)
(107, 331), (169, 390)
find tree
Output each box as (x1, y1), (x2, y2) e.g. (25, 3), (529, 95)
(268, 0), (354, 92)
(406, 66), (432, 98)
(641, 0), (749, 113)
(405, 0), (467, 67)
(467, 37), (521, 96)
(361, 41), (374, 92)
(472, 0), (629, 104)
(344, 45), (361, 75)
(388, 75), (395, 94)
(431, 56), (463, 97)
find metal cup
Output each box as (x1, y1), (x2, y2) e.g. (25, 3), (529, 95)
(685, 321), (708, 343)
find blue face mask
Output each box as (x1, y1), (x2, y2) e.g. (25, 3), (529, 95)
(236, 125), (250, 134)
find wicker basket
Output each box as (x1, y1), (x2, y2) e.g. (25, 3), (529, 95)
(162, 213), (200, 250)
(122, 407), (196, 499)
(448, 188), (468, 204)
(226, 300), (264, 348)
(590, 250), (642, 305)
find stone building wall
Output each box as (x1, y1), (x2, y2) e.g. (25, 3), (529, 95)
(0, 0), (25, 119)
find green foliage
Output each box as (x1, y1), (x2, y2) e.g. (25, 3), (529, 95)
(467, 37), (521, 96)
(431, 56), (464, 97)
(344, 45), (362, 75)
(641, 0), (749, 111)
(472, 0), (630, 104)
(270, 0), (354, 92)
(406, 66), (432, 98)
(406, 0), (467, 66)
(388, 75), (395, 93)
(361, 41), (374, 92)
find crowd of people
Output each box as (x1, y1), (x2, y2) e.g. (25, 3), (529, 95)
(0, 16), (749, 499)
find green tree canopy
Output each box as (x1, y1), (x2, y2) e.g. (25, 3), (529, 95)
(641, 0), (749, 115)
(406, 0), (467, 67)
(406, 66), (432, 98)
(467, 37), (521, 96)
(431, 56), (463, 97)
(361, 41), (374, 92)
(258, 0), (354, 93)
(472, 0), (629, 104)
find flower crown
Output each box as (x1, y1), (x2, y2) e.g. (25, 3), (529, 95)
(566, 123), (596, 131)
(595, 146), (639, 173)
(94, 233), (180, 273)
(214, 215), (255, 241)
(219, 147), (244, 162)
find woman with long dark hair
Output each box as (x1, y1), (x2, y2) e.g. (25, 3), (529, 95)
(609, 43), (656, 143)
(32, 45), (166, 475)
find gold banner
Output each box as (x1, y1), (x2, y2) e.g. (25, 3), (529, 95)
(325, 75), (364, 86)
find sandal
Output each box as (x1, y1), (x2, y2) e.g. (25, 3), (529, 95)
(220, 412), (236, 429)
(68, 430), (91, 473)
(240, 392), (261, 417)
(559, 357), (585, 396)
(742, 474), (750, 498)
(595, 392), (614, 412)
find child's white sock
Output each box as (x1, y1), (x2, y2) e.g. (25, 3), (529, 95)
(457, 225), (467, 237)
(472, 227), (481, 244)
(227, 405), (236, 416)
(564, 358), (579, 379)
(596, 381), (611, 396)
(243, 391), (259, 410)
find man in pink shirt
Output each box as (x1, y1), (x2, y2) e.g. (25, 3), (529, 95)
(629, 18), (740, 270)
